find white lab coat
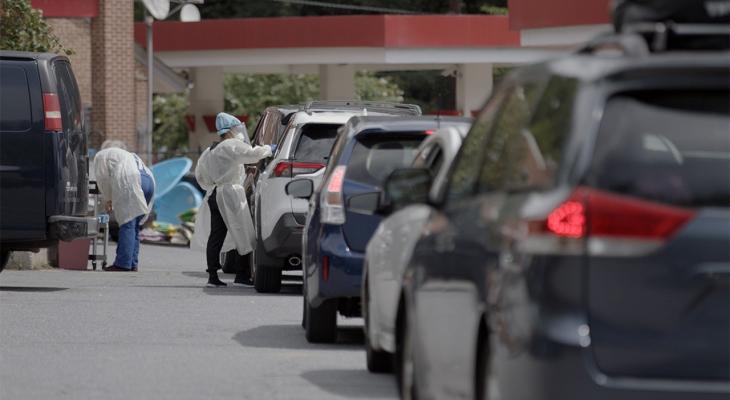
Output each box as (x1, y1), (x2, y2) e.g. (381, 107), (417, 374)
(93, 148), (155, 226)
(192, 138), (272, 255)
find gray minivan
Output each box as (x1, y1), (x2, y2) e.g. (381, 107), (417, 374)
(0, 51), (97, 271)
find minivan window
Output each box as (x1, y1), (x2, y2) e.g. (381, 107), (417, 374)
(0, 65), (32, 132)
(591, 91), (730, 207)
(492, 77), (577, 192)
(477, 82), (541, 192)
(446, 90), (506, 202)
(293, 123), (340, 163)
(346, 135), (425, 186)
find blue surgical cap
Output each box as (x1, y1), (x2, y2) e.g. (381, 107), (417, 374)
(216, 112), (242, 135)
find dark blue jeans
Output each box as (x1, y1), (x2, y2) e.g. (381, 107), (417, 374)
(114, 171), (154, 269)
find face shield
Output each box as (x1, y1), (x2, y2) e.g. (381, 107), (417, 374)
(230, 124), (250, 144)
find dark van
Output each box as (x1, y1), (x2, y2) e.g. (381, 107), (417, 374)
(0, 51), (96, 271)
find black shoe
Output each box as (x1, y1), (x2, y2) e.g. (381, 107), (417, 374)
(103, 265), (132, 272)
(233, 272), (253, 287)
(206, 273), (227, 288)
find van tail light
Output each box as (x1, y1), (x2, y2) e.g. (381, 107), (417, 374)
(273, 161), (325, 177)
(43, 93), (62, 132)
(322, 255), (330, 281)
(528, 187), (695, 256)
(320, 165), (346, 225)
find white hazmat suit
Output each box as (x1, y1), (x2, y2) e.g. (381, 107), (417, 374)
(192, 138), (272, 256)
(93, 148), (154, 226)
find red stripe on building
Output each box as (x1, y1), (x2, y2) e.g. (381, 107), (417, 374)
(31, 0), (98, 18)
(134, 15), (518, 51)
(384, 15), (519, 47)
(508, 0), (611, 30)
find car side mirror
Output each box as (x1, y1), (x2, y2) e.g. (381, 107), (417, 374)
(348, 192), (381, 215)
(285, 179), (314, 199)
(384, 168), (432, 210)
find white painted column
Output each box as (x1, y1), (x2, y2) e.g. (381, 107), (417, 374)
(319, 64), (356, 100)
(188, 66), (224, 159)
(456, 63), (493, 117)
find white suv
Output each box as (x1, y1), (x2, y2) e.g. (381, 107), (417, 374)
(251, 101), (421, 293)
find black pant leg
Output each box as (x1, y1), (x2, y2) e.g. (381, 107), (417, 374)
(206, 189), (228, 273)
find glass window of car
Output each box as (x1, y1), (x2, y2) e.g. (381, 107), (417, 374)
(346, 134), (426, 186)
(54, 61), (82, 133)
(478, 84), (539, 193)
(445, 90), (506, 202)
(496, 77), (578, 191)
(590, 90), (730, 208)
(412, 142), (435, 168)
(251, 112), (268, 145)
(292, 123), (341, 163)
(0, 65), (32, 132)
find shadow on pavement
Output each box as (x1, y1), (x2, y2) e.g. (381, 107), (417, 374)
(0, 286), (68, 292)
(202, 283), (302, 296)
(232, 324), (365, 350)
(301, 369), (397, 399)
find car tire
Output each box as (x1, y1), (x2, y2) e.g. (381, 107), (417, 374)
(305, 298), (337, 343)
(253, 239), (282, 293)
(0, 250), (10, 273)
(301, 281), (307, 329)
(475, 324), (498, 400)
(396, 304), (419, 400)
(364, 274), (393, 373)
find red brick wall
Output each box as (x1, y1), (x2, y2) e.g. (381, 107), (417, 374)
(91, 0), (136, 151)
(46, 18), (92, 107)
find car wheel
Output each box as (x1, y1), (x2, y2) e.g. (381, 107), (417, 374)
(253, 239), (282, 293)
(304, 298), (337, 343)
(364, 275), (393, 373)
(397, 307), (418, 400)
(0, 250), (10, 273)
(301, 279), (307, 329)
(475, 327), (498, 400)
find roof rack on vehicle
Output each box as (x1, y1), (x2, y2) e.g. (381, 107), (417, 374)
(301, 101), (422, 116)
(578, 32), (650, 56)
(624, 22), (730, 52)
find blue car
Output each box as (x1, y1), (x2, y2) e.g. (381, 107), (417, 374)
(286, 116), (472, 343)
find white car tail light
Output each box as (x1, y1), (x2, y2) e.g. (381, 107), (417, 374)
(320, 165), (346, 225)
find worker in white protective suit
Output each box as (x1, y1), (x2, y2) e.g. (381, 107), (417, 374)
(192, 113), (274, 287)
(93, 140), (155, 271)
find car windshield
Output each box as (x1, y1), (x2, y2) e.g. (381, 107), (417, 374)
(346, 134), (426, 186)
(292, 123), (340, 163)
(591, 90), (730, 208)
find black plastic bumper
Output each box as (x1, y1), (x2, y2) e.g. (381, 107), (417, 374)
(48, 215), (98, 242)
(262, 212), (305, 257)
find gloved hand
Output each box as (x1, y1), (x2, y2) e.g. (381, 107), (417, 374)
(268, 144), (278, 154)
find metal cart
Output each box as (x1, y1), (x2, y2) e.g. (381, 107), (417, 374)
(88, 181), (109, 270)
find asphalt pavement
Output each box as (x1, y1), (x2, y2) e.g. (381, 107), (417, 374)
(0, 244), (397, 400)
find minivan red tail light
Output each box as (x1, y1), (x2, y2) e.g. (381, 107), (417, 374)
(273, 161), (325, 177)
(43, 93), (62, 132)
(545, 187), (695, 240)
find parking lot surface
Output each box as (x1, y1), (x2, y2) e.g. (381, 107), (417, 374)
(0, 244), (397, 400)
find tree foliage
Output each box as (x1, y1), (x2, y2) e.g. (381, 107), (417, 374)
(198, 0), (507, 18)
(0, 0), (73, 55)
(153, 93), (190, 158)
(224, 72), (403, 128)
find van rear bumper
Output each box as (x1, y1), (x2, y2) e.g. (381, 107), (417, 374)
(48, 215), (98, 241)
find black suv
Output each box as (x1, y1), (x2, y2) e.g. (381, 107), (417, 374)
(0, 51), (96, 271)
(387, 28), (729, 400)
